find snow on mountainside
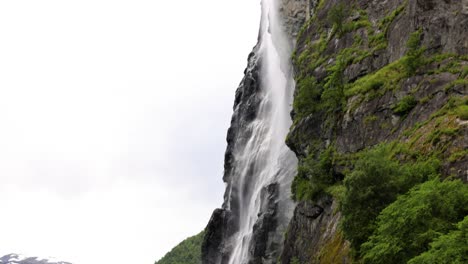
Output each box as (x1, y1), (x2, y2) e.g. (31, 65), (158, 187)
(0, 254), (71, 264)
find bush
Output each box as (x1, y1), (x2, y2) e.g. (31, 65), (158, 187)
(341, 144), (440, 254)
(404, 30), (425, 76)
(292, 146), (337, 201)
(455, 104), (468, 120)
(293, 76), (322, 118)
(392, 95), (418, 116)
(328, 4), (347, 35)
(408, 216), (468, 264)
(361, 180), (468, 264)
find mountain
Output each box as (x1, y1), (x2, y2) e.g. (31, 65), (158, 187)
(0, 254), (71, 264)
(160, 0), (468, 263)
(154, 231), (204, 264)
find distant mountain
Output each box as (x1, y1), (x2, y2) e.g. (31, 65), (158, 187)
(0, 254), (71, 264)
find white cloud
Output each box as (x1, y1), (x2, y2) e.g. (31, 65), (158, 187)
(0, 0), (260, 263)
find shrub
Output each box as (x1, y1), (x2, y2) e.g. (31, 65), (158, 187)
(293, 76), (322, 118)
(341, 144), (440, 254)
(404, 30), (425, 76)
(322, 57), (346, 113)
(328, 4), (347, 35)
(408, 216), (468, 264)
(361, 180), (468, 264)
(292, 146), (337, 201)
(455, 104), (468, 120)
(392, 95), (418, 116)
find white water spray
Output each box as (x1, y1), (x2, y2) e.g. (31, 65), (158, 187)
(226, 0), (297, 263)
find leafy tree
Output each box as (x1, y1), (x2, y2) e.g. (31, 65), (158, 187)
(361, 180), (468, 264)
(408, 216), (468, 264)
(341, 144), (439, 254)
(155, 231), (204, 264)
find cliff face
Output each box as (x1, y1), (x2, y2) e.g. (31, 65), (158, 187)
(202, 1), (297, 263)
(202, 45), (264, 264)
(203, 0), (467, 263)
(283, 0), (467, 263)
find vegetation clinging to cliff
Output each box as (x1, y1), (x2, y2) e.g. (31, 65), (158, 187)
(361, 180), (468, 264)
(341, 144), (441, 254)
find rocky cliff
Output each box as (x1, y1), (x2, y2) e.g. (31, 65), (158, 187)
(203, 0), (467, 263)
(283, 0), (467, 263)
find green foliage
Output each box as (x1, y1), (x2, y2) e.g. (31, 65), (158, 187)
(293, 76), (322, 118)
(404, 30), (425, 76)
(155, 231), (204, 264)
(322, 57), (346, 113)
(455, 104), (468, 120)
(290, 257), (301, 264)
(378, 1), (407, 34)
(369, 1), (407, 50)
(363, 115), (378, 125)
(408, 216), (468, 264)
(361, 180), (468, 264)
(392, 95), (418, 116)
(328, 4), (347, 35)
(345, 59), (406, 97)
(342, 10), (372, 35)
(341, 144), (440, 254)
(292, 146), (337, 201)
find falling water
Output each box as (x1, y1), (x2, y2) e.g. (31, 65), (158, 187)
(226, 0), (297, 263)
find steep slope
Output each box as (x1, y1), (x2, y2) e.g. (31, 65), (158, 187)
(199, 0), (467, 263)
(155, 232), (204, 264)
(281, 0), (468, 263)
(201, 0), (299, 263)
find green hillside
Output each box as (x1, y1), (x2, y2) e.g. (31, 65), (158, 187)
(155, 231), (204, 264)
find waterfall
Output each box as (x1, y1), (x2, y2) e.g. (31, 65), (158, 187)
(224, 0), (297, 263)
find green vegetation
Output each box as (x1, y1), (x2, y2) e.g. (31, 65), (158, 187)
(341, 144), (440, 254)
(293, 76), (322, 118)
(369, 1), (407, 50)
(345, 59), (406, 97)
(287, 0), (467, 263)
(328, 4), (347, 35)
(392, 95), (418, 116)
(408, 216), (468, 264)
(292, 146), (337, 201)
(455, 104), (468, 120)
(404, 30), (425, 76)
(361, 180), (468, 264)
(290, 257), (301, 264)
(155, 231), (204, 264)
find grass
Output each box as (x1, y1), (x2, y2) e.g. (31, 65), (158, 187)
(392, 95), (418, 116)
(345, 59), (406, 97)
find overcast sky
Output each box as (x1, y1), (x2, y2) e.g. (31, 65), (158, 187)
(0, 1), (260, 263)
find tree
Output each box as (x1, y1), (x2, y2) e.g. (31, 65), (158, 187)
(408, 216), (468, 264)
(341, 144), (439, 254)
(361, 180), (468, 264)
